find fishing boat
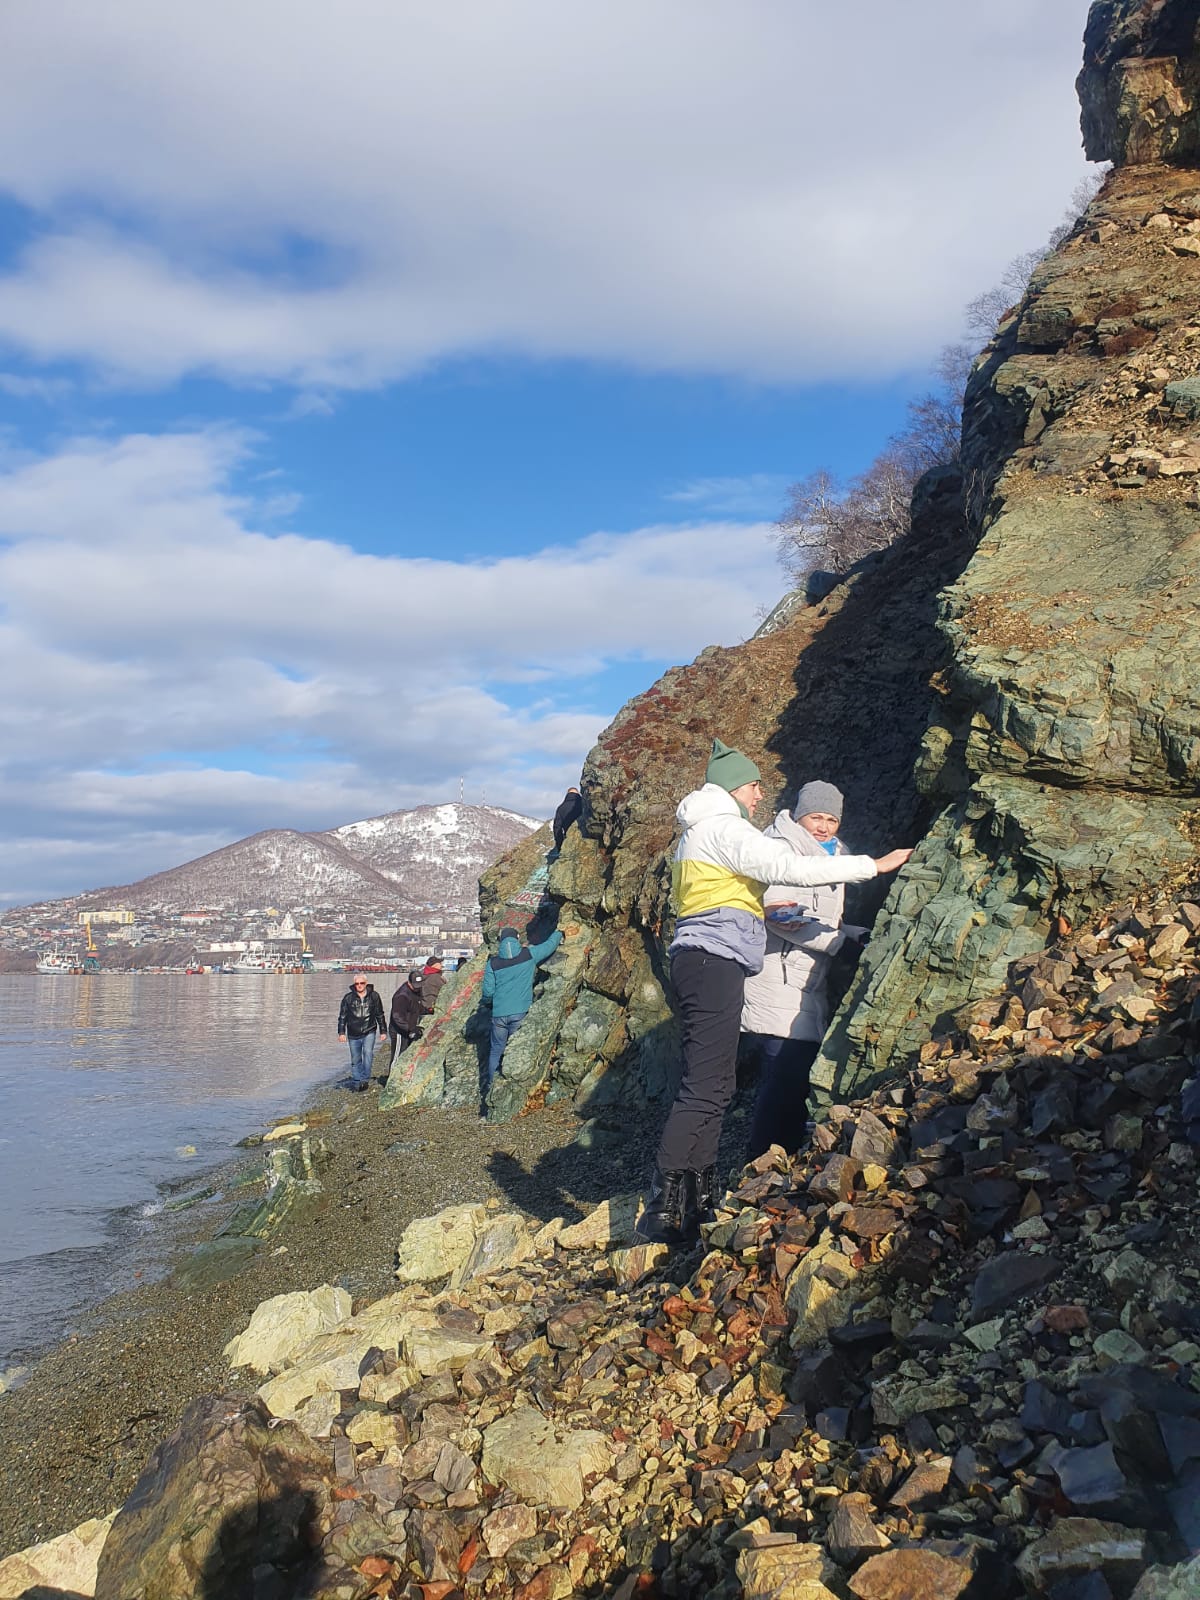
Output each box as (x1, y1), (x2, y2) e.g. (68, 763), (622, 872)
(35, 948), (84, 974)
(225, 942), (294, 974)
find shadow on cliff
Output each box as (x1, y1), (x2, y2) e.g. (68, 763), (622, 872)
(192, 1487), (323, 1600)
(766, 465), (974, 925)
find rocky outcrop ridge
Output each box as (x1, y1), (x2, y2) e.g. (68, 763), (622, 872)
(385, 2), (1200, 1126)
(381, 463), (970, 1122)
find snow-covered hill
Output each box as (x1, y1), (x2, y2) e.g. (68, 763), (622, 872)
(327, 804), (541, 907)
(66, 803), (542, 914)
(77, 830), (398, 912)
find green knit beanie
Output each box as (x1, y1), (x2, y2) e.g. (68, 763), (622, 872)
(705, 738), (761, 793)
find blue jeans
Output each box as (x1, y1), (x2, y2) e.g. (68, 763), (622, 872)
(347, 1032), (378, 1084)
(486, 1012), (527, 1088)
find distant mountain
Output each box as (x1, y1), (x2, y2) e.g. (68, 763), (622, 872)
(326, 804), (543, 907)
(72, 803), (542, 914)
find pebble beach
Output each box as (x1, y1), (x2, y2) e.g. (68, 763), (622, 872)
(0, 1076), (664, 1558)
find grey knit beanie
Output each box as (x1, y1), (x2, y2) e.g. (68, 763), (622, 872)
(793, 780), (844, 821)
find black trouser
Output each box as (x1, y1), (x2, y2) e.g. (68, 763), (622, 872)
(746, 1034), (819, 1161)
(656, 948), (745, 1174)
(387, 1027), (416, 1061)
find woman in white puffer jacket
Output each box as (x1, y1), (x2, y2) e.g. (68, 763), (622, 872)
(742, 780), (866, 1159)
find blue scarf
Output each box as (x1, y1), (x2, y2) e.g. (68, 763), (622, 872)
(819, 837), (838, 856)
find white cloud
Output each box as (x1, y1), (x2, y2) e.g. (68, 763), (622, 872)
(666, 474), (789, 517)
(0, 372), (73, 402)
(0, 429), (784, 897)
(0, 0), (1095, 388)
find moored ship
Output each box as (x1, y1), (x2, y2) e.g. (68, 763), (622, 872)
(35, 948), (84, 974)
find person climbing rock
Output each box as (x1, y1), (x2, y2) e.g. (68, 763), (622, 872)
(742, 780), (869, 1162)
(636, 740), (912, 1246)
(389, 970), (426, 1060)
(421, 957), (446, 1012)
(552, 786), (584, 850)
(481, 923), (563, 1097)
(337, 973), (387, 1091)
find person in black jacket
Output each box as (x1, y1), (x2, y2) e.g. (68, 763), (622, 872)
(389, 971), (425, 1060)
(552, 787), (583, 850)
(337, 973), (386, 1091)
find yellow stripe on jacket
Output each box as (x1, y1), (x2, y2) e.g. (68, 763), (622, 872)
(672, 858), (765, 920)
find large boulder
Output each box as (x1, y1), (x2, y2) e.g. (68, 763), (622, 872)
(93, 1396), (333, 1600)
(394, 1204), (489, 1282)
(393, 1202), (533, 1285)
(223, 1284), (351, 1375)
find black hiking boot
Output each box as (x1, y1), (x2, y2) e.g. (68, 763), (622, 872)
(684, 1165), (720, 1234)
(636, 1169), (689, 1245)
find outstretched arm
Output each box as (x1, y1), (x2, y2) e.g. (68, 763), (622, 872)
(528, 930), (564, 963)
(711, 821), (912, 888)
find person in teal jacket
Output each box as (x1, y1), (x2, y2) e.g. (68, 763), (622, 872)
(482, 924), (562, 1090)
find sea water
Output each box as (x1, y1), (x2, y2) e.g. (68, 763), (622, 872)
(0, 970), (372, 1369)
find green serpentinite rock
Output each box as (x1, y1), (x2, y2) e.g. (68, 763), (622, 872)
(815, 780), (1197, 1099)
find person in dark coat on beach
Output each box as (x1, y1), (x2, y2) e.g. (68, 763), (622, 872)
(337, 973), (387, 1091)
(389, 971), (426, 1058)
(552, 787), (583, 850)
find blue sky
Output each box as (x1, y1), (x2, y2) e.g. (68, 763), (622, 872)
(0, 0), (1095, 904)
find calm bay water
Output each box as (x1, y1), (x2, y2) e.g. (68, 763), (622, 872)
(0, 971), (367, 1369)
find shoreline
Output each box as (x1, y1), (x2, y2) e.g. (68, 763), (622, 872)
(0, 1065), (665, 1558)
(0, 1038), (347, 1381)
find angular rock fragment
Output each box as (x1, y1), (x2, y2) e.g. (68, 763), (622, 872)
(395, 1203), (487, 1282)
(1015, 1517), (1148, 1595)
(848, 1545), (977, 1600)
(0, 1511), (116, 1600)
(971, 1251), (1063, 1318)
(888, 1456), (953, 1512)
(826, 1493), (890, 1566)
(480, 1407), (611, 1510)
(223, 1284), (352, 1375)
(736, 1541), (840, 1600)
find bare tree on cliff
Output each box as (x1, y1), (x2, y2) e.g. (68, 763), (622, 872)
(777, 347), (967, 578)
(967, 173), (1108, 340)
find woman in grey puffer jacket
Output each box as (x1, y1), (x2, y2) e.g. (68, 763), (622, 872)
(742, 781), (866, 1158)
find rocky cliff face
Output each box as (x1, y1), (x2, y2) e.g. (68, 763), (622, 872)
(382, 469), (970, 1121)
(827, 92), (1200, 1099)
(387, 0), (1200, 1128)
